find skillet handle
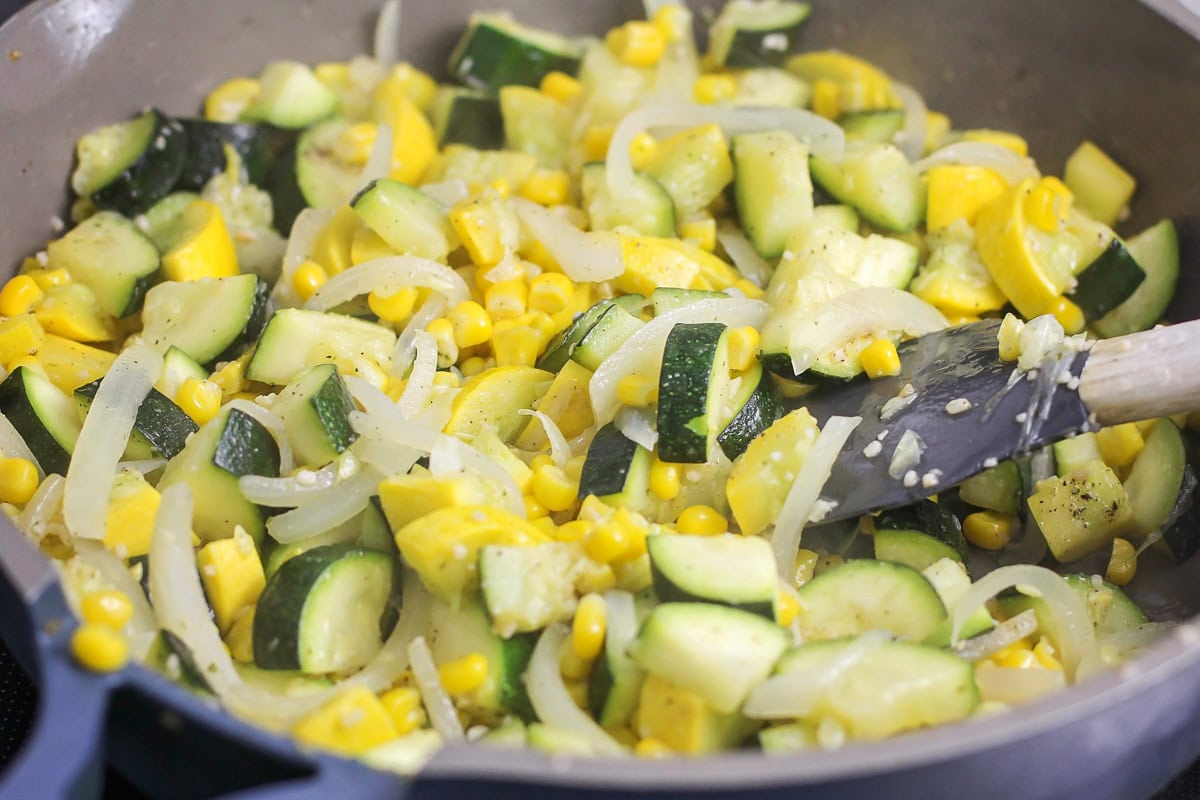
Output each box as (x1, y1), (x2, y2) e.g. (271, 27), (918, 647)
(212, 751), (410, 800)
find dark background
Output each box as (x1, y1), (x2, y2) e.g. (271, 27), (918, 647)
(0, 0), (1198, 797)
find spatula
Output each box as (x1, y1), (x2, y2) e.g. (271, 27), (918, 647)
(800, 318), (1200, 523)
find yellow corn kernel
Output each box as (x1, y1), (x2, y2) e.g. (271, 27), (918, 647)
(614, 510), (649, 561)
(523, 492), (550, 520)
(693, 74), (737, 105)
(1106, 538), (1138, 586)
(553, 520), (591, 545)
(997, 313), (1024, 362)
(859, 338), (902, 379)
(794, 548), (820, 585)
(366, 287), (418, 325)
(676, 505), (727, 536)
(175, 378), (223, 426)
(484, 279), (528, 322)
(0, 458), (38, 505)
(679, 216), (717, 252)
(990, 639), (1036, 670)
(70, 623), (128, 673)
(652, 3), (687, 41)
(292, 685), (398, 756)
(963, 510), (1017, 551)
(80, 590), (132, 630)
(559, 645), (593, 681)
(583, 125), (616, 162)
(26, 268), (70, 292)
(333, 122), (379, 167)
(540, 70), (583, 104)
(379, 686), (425, 736)
(0, 274), (44, 317)
(447, 301), (493, 349)
(438, 653), (489, 695)
(1024, 176), (1074, 233)
(425, 318), (459, 367)
(731, 279), (765, 300)
(629, 132), (659, 171)
(530, 454), (556, 472)
(527, 273), (574, 315)
(520, 168), (571, 206)
(811, 79), (842, 119)
(649, 459), (682, 501)
(486, 178), (511, 199)
(776, 587), (801, 627)
(205, 77), (259, 122)
(572, 593), (607, 662)
(962, 129), (1029, 157)
(460, 356), (488, 378)
(1096, 423), (1144, 469)
(606, 21), (667, 67)
(291, 260), (328, 303)
(530, 516), (559, 538)
(0, 314), (44, 366)
(1032, 637), (1063, 671)
(726, 326), (760, 373)
(617, 374), (659, 407)
(491, 321), (543, 367)
(531, 464), (578, 512)
(634, 737), (673, 759)
(586, 520), (630, 563)
(1045, 295), (1086, 336)
(432, 371), (460, 388)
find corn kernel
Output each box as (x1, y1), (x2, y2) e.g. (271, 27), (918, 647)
(731, 279), (765, 300)
(70, 623), (128, 673)
(582, 126), (616, 162)
(962, 129), (1029, 157)
(606, 21), (666, 67)
(559, 644), (593, 680)
(635, 737), (673, 758)
(291, 260), (328, 303)
(794, 548), (820, 585)
(859, 338), (901, 379)
(460, 356), (488, 377)
(438, 653), (490, 695)
(617, 374), (659, 407)
(0, 275), (44, 317)
(726, 326), (760, 373)
(368, 287), (420, 324)
(209, 356), (246, 399)
(1097, 424), (1144, 469)
(811, 79), (842, 119)
(649, 458), (681, 501)
(204, 77), (260, 123)
(652, 3), (687, 42)
(586, 521), (630, 563)
(1106, 538), (1138, 586)
(332, 122), (379, 166)
(0, 458), (38, 505)
(484, 279), (528, 322)
(432, 371), (460, 388)
(491, 322), (543, 367)
(776, 587), (801, 627)
(28, 268), (71, 291)
(80, 590), (132, 630)
(572, 593), (607, 662)
(175, 378), (223, 426)
(676, 505), (727, 536)
(1024, 176), (1074, 233)
(990, 640), (1036, 669)
(520, 168), (571, 206)
(447, 301), (493, 349)
(693, 74), (737, 105)
(528, 273), (574, 315)
(523, 493), (550, 520)
(1032, 637), (1063, 671)
(426, 318), (459, 368)
(540, 70), (583, 104)
(963, 510), (1016, 551)
(1046, 295), (1085, 336)
(529, 453), (556, 472)
(555, 520), (592, 543)
(379, 686), (426, 736)
(629, 132), (659, 171)
(679, 216), (716, 252)
(531, 463), (578, 512)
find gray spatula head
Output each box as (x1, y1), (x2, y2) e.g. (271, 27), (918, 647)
(798, 320), (1092, 523)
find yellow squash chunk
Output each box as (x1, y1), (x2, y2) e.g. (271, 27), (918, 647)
(350, 226), (397, 266)
(196, 529), (266, 632)
(448, 196), (508, 268)
(961, 129), (1029, 156)
(371, 80), (437, 186)
(161, 199), (240, 282)
(378, 472), (506, 533)
(310, 205), (361, 276)
(393, 505), (548, 602)
(471, 431), (534, 494)
(786, 50), (898, 110)
(925, 165), (1007, 233)
(103, 471), (161, 558)
(204, 77), (260, 123)
(727, 408), (820, 536)
(1064, 140), (1136, 227)
(34, 283), (116, 342)
(38, 334), (117, 393)
(444, 365), (554, 443)
(293, 685), (399, 756)
(616, 235), (735, 296)
(1096, 423), (1144, 469)
(515, 360), (595, 449)
(225, 607), (255, 662)
(910, 222), (1008, 315)
(636, 673), (755, 755)
(0, 314), (45, 366)
(1027, 459), (1131, 562)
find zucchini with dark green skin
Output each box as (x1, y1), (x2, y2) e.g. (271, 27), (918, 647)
(45, 210), (161, 318)
(272, 364), (358, 468)
(717, 364), (783, 460)
(0, 366), (81, 475)
(448, 13), (584, 90)
(140, 273), (269, 367)
(732, 130), (814, 259)
(656, 322), (732, 464)
(874, 499), (969, 560)
(74, 379), (197, 461)
(1093, 219), (1180, 338)
(647, 533), (777, 618)
(1067, 237), (1146, 321)
(707, 0), (812, 68)
(581, 163), (676, 238)
(838, 109), (906, 143)
(809, 142), (927, 233)
(350, 179), (453, 262)
(537, 300), (615, 372)
(175, 119), (291, 190)
(430, 88), (505, 150)
(72, 108), (188, 216)
(579, 422), (652, 510)
(570, 303), (646, 372)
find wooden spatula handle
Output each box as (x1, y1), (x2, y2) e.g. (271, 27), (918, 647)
(1079, 319), (1200, 426)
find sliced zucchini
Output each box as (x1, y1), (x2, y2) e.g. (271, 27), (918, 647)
(74, 379), (197, 461)
(142, 192), (200, 250)
(809, 141), (926, 233)
(649, 288), (725, 316)
(244, 61), (338, 129)
(1066, 238), (1145, 321)
(1027, 459), (1130, 562)
(479, 542), (577, 636)
(874, 499), (968, 560)
(245, 309), (397, 387)
(536, 300), (614, 372)
(157, 407), (281, 542)
(71, 108), (187, 216)
(570, 303), (645, 371)
(272, 364), (357, 468)
(838, 109), (905, 143)
(587, 593), (645, 728)
(350, 178), (452, 262)
(1123, 419), (1187, 538)
(175, 118), (281, 191)
(0, 366), (82, 475)
(581, 163), (676, 238)
(707, 0), (812, 68)
(732, 130), (814, 259)
(1052, 433), (1102, 478)
(921, 558), (994, 646)
(430, 596), (537, 720)
(716, 364), (782, 461)
(644, 123), (734, 221)
(873, 530), (961, 571)
(998, 573), (1148, 648)
(156, 345), (208, 400)
(45, 210), (161, 318)
(578, 422), (652, 512)
(448, 13), (584, 90)
(793, 559), (947, 642)
(648, 533), (776, 617)
(732, 68), (810, 108)
(628, 602), (790, 714)
(430, 87), (504, 150)
(500, 86), (571, 169)
(253, 544), (394, 673)
(656, 322), (732, 464)
(425, 145), (538, 189)
(140, 274), (268, 366)
(296, 118), (367, 210)
(1093, 219), (1180, 338)
(811, 204), (860, 232)
(958, 459), (1022, 516)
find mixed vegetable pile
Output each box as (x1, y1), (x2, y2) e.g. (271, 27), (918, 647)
(0, 0), (1196, 773)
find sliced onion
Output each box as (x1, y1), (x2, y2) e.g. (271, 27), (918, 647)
(396, 330), (438, 419)
(350, 411), (440, 456)
(974, 661), (1067, 705)
(590, 298), (769, 425)
(429, 436), (525, 517)
(265, 467), (380, 544)
(614, 406), (658, 452)
(769, 287), (948, 375)
(716, 222), (773, 288)
(891, 83), (928, 162)
(353, 572), (431, 691)
(408, 635), (465, 742)
(0, 411), (40, 475)
(226, 399), (295, 476)
(17, 474), (63, 541)
(357, 122), (394, 189)
(393, 294), (448, 376)
(307, 255), (467, 313)
(65, 344), (161, 540)
(643, 3), (698, 105)
(116, 459), (166, 475)
(238, 453), (352, 507)
(373, 0), (401, 67)
(524, 624), (626, 756)
(952, 609), (1039, 662)
(419, 179), (470, 207)
(606, 105), (844, 200)
(519, 409), (571, 467)
(273, 208), (336, 308)
(950, 565), (1096, 679)
(512, 198), (624, 283)
(913, 141), (1039, 185)
(743, 630), (890, 719)
(72, 540), (156, 659)
(350, 435), (421, 478)
(1076, 623), (1173, 680)
(770, 415), (861, 577)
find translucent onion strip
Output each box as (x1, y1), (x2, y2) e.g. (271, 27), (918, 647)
(974, 661), (1067, 705)
(357, 123), (394, 190)
(238, 452), (357, 507)
(307, 255), (468, 313)
(349, 411), (440, 456)
(274, 207), (336, 308)
(72, 540), (157, 659)
(519, 409), (571, 467)
(524, 624), (626, 756)
(743, 630), (890, 719)
(891, 83), (928, 162)
(373, 0), (401, 67)
(429, 436), (525, 517)
(17, 474), (63, 541)
(913, 141), (1040, 185)
(351, 436), (421, 478)
(770, 415), (861, 577)
(396, 330), (438, 419)
(513, 199), (624, 283)
(606, 105), (845, 199)
(716, 222), (773, 288)
(408, 635), (465, 742)
(393, 294), (448, 376)
(614, 406), (658, 452)
(950, 565), (1096, 679)
(952, 609), (1038, 662)
(265, 467), (381, 544)
(64, 344), (161, 540)
(590, 298), (769, 425)
(226, 399), (294, 476)
(0, 411), (40, 475)
(116, 459), (166, 475)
